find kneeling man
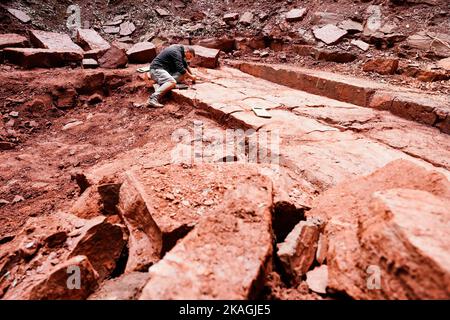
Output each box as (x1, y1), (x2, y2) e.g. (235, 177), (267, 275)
(147, 44), (197, 108)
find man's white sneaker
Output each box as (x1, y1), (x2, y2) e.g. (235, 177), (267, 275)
(147, 96), (164, 108)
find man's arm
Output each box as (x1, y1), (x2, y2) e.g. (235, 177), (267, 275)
(173, 48), (196, 82)
(185, 66), (196, 82)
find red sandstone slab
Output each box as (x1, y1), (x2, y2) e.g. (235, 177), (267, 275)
(277, 217), (323, 284)
(307, 160), (450, 299)
(369, 90), (449, 134)
(29, 30), (82, 51)
(3, 48), (83, 68)
(191, 45), (220, 68)
(173, 67), (450, 183)
(126, 42), (157, 63)
(117, 164), (273, 273)
(6, 8), (31, 23)
(0, 33), (28, 49)
(234, 62), (450, 134)
(280, 131), (434, 191)
(139, 175), (273, 299)
(76, 28), (110, 51)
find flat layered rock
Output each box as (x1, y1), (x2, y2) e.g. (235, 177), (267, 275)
(84, 48), (109, 60)
(98, 46), (128, 69)
(126, 42), (156, 63)
(368, 90), (450, 134)
(235, 62), (450, 134)
(3, 48), (83, 68)
(119, 21), (136, 37)
(0, 33), (28, 49)
(314, 49), (356, 63)
(117, 163), (270, 272)
(351, 39), (370, 51)
(139, 175), (273, 299)
(306, 265), (328, 294)
(191, 45), (220, 68)
(311, 12), (343, 26)
(307, 159), (450, 299)
(285, 8), (307, 22)
(29, 30), (82, 51)
(7, 8), (31, 23)
(338, 20), (363, 33)
(277, 217), (324, 284)
(68, 219), (126, 282)
(223, 13), (239, 22)
(82, 58), (99, 69)
(364, 5), (382, 34)
(313, 24), (347, 45)
(76, 28), (110, 51)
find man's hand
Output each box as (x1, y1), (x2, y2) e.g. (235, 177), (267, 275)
(185, 71), (196, 84)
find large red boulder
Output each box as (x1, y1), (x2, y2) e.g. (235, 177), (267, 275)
(139, 175), (274, 299)
(363, 58), (399, 75)
(116, 164), (270, 273)
(307, 159), (450, 299)
(76, 28), (110, 51)
(98, 45), (128, 69)
(191, 45), (220, 68)
(126, 42), (157, 63)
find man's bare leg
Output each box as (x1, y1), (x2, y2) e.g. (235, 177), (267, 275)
(173, 72), (188, 88)
(148, 80), (176, 108)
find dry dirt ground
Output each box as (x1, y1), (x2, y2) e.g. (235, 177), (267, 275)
(0, 66), (201, 237)
(0, 0), (449, 301)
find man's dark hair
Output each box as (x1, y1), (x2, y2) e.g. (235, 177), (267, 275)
(184, 45), (196, 57)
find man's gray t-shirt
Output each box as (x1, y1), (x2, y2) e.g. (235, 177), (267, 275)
(150, 44), (188, 75)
